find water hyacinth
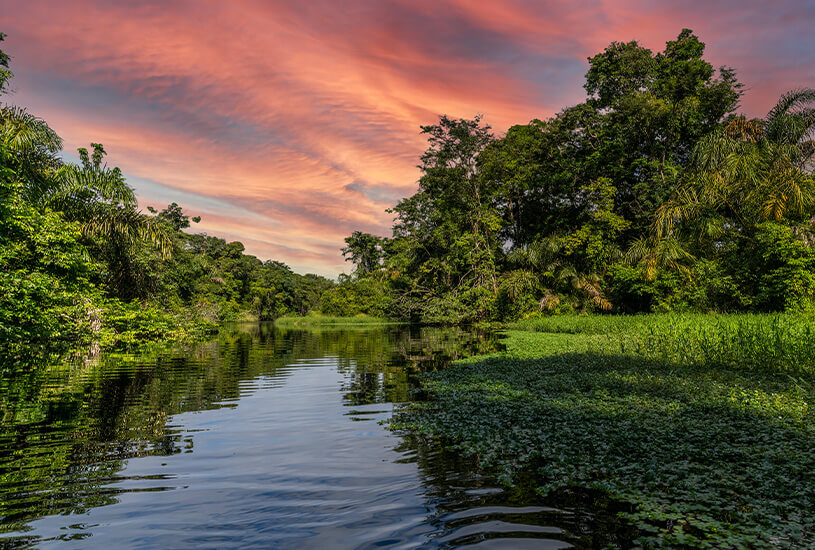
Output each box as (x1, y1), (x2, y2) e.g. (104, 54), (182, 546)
(392, 314), (815, 548)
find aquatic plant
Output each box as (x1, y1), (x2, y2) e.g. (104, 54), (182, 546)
(393, 314), (815, 548)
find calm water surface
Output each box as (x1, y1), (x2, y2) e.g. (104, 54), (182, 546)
(1, 325), (626, 548)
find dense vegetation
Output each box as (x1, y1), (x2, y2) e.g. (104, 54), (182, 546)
(4, 28), (815, 338)
(392, 314), (815, 548)
(4, 27), (814, 357)
(4, 24), (813, 548)
(0, 33), (337, 360)
(339, 29), (815, 323)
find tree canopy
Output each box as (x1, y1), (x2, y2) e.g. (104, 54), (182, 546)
(0, 34), (335, 354)
(340, 29), (815, 321)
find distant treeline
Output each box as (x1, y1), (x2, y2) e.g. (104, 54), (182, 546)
(338, 29), (815, 323)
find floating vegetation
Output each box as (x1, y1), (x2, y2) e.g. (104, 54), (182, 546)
(393, 314), (815, 548)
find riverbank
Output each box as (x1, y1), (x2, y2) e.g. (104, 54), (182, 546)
(392, 313), (815, 548)
(274, 314), (399, 326)
(0, 299), (222, 370)
(3, 309), (399, 370)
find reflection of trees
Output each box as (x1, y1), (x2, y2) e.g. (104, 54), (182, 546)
(0, 327), (291, 536)
(0, 324), (498, 539)
(334, 326), (500, 405)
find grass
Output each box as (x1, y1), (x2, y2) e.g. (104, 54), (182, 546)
(273, 313), (400, 326)
(392, 313), (815, 548)
(510, 313), (654, 335)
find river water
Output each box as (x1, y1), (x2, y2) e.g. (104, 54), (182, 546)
(0, 324), (624, 549)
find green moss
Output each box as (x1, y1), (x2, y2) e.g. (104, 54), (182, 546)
(392, 314), (815, 548)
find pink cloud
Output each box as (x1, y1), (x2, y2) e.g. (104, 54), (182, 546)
(1, 0), (811, 275)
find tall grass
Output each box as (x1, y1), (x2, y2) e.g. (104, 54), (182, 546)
(510, 314), (650, 335)
(512, 313), (815, 375)
(626, 313), (815, 375)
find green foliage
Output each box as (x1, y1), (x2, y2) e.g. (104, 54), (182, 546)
(748, 222), (815, 311)
(4, 25), (815, 349)
(393, 314), (815, 548)
(656, 92), (815, 240)
(94, 298), (217, 348)
(342, 29), (794, 321)
(583, 28), (741, 235)
(319, 275), (388, 317)
(607, 258), (748, 313)
(0, 185), (98, 353)
(342, 231), (384, 276)
(0, 33), (11, 93)
(0, 35), (335, 355)
(386, 114), (501, 323)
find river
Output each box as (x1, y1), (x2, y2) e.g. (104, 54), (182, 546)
(0, 324), (621, 548)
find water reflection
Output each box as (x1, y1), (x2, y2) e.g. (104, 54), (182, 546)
(0, 324), (630, 548)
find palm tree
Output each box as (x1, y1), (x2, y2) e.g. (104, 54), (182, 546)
(2, 106), (169, 255)
(0, 32), (13, 94)
(48, 143), (171, 259)
(2, 103), (171, 298)
(655, 89), (815, 239)
(0, 106), (62, 198)
(47, 143), (172, 297)
(626, 235), (695, 282)
(508, 235), (613, 311)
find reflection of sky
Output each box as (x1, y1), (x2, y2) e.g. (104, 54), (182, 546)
(17, 360), (435, 548)
(1, 0), (813, 275)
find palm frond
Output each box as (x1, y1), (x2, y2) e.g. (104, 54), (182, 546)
(626, 236), (693, 282)
(724, 116), (763, 142)
(539, 290), (561, 312)
(655, 186), (702, 238)
(82, 205), (172, 259)
(766, 88), (815, 123)
(498, 269), (539, 299)
(53, 164), (136, 208)
(0, 105), (62, 154)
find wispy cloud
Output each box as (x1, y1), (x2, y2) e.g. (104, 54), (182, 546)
(1, 0), (812, 275)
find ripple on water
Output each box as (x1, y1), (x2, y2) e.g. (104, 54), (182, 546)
(0, 325), (630, 548)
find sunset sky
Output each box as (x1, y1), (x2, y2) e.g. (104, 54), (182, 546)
(1, 1), (813, 276)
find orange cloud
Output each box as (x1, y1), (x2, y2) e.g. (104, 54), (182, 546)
(1, 0), (812, 275)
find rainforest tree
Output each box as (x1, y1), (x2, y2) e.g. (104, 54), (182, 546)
(342, 29), (813, 321)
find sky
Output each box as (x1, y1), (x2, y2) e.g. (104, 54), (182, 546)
(1, 0), (814, 276)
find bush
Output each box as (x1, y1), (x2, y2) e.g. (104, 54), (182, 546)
(0, 198), (99, 351)
(751, 222), (815, 312)
(319, 277), (388, 317)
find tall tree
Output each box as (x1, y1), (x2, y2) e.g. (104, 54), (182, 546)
(388, 115), (500, 322)
(585, 29), (742, 236)
(656, 88), (815, 240)
(342, 231), (384, 276)
(0, 33), (11, 94)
